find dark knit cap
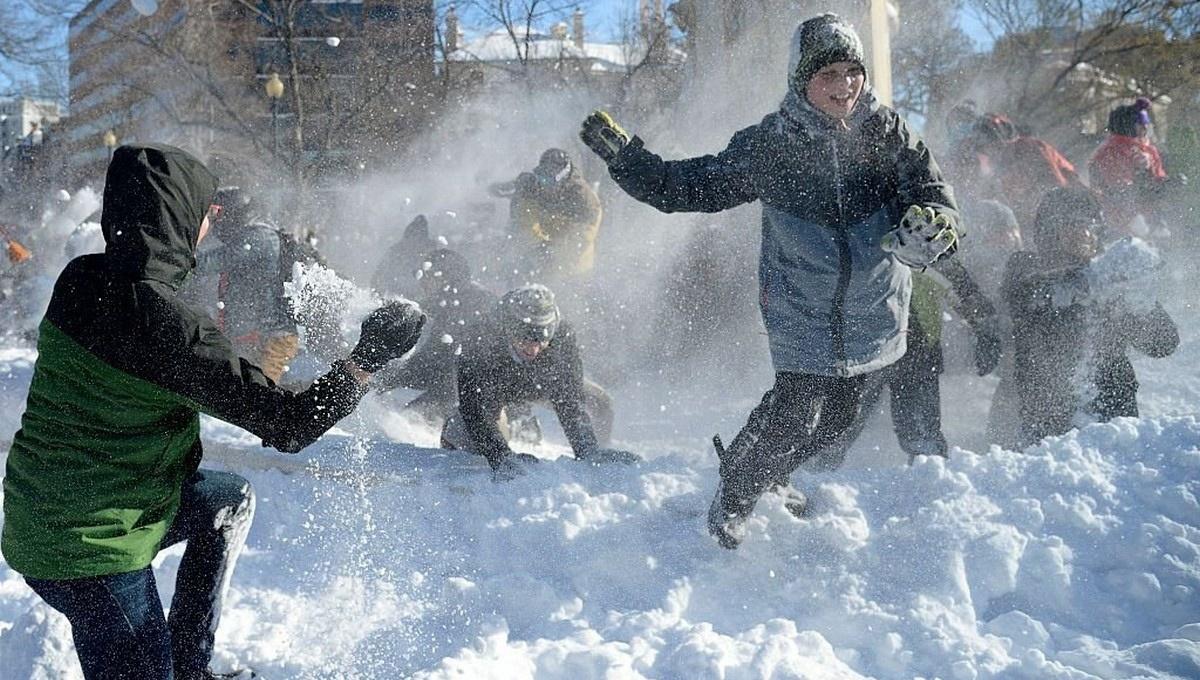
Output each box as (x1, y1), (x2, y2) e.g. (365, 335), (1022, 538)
(500, 284), (560, 342)
(788, 14), (866, 93)
(1107, 101), (1151, 137)
(1032, 187), (1103, 252)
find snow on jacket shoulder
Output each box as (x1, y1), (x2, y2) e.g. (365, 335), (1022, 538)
(607, 91), (959, 376)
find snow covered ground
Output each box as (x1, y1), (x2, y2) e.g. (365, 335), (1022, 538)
(0, 289), (1198, 679)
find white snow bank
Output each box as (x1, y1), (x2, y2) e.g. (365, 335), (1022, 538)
(2, 403), (1197, 678)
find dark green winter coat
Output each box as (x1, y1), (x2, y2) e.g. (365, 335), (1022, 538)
(2, 144), (368, 580)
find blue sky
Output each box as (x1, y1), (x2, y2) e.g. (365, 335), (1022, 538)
(0, 1), (993, 101)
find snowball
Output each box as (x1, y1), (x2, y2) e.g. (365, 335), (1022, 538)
(325, 36), (341, 47)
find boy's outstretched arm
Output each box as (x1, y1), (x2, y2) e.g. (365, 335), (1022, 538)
(580, 110), (758, 214)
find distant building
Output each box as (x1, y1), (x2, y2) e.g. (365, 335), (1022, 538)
(66, 0), (435, 183)
(0, 97), (62, 157)
(440, 6), (684, 100)
(929, 45), (1173, 163)
(0, 97), (67, 221)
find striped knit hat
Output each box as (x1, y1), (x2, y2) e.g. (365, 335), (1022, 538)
(788, 14), (866, 94)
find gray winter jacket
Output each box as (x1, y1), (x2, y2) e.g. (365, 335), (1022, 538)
(195, 220), (293, 339)
(608, 90), (959, 376)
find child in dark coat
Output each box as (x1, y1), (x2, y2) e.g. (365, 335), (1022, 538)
(1002, 187), (1178, 446)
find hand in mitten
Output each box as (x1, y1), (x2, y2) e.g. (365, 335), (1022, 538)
(882, 205), (959, 269)
(6, 239), (30, 264)
(580, 110), (631, 164)
(349, 301), (426, 373)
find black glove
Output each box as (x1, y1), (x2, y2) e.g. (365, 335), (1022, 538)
(973, 317), (1002, 377)
(580, 110), (631, 164)
(349, 301), (426, 373)
(576, 447), (641, 465)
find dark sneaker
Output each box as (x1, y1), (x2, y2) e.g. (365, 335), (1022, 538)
(706, 479), (749, 550)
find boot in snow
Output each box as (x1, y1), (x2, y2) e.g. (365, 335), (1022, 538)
(707, 478), (750, 549)
(708, 437), (755, 549)
(769, 477), (808, 519)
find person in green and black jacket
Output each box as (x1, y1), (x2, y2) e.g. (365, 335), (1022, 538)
(1, 144), (424, 680)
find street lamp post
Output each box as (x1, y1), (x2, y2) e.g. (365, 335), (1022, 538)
(102, 129), (117, 160)
(264, 72), (285, 156)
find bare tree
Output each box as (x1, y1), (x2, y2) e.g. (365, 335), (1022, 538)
(77, 1), (436, 232)
(961, 0), (1195, 137)
(890, 0), (975, 124)
(611, 0), (684, 115)
(457, 0), (586, 80)
(0, 1), (88, 102)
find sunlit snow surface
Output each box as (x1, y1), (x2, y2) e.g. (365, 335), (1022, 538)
(1, 284), (1198, 679)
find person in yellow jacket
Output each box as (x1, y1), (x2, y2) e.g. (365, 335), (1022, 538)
(494, 148), (602, 283)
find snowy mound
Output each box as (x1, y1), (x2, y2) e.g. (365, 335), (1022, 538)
(3, 407), (1197, 678)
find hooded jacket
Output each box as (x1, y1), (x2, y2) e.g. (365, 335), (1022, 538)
(607, 88), (958, 376)
(2, 144), (369, 580)
(1088, 133), (1168, 231)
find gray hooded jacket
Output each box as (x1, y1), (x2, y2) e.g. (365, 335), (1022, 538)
(607, 33), (958, 376)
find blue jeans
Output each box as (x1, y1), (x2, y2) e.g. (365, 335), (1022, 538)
(24, 469), (255, 680)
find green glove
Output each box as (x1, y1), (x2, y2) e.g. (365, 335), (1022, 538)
(580, 110), (631, 163)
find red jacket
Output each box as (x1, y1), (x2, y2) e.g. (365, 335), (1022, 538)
(1090, 134), (1167, 187)
(995, 136), (1083, 227)
(1089, 134), (1167, 230)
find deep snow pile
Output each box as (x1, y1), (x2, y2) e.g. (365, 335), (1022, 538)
(1, 348), (1199, 678)
(0, 265), (1198, 679)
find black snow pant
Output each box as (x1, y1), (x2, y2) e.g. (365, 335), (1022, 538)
(810, 332), (948, 471)
(719, 372), (868, 515)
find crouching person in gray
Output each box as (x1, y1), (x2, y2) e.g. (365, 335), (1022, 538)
(580, 14), (961, 548)
(442, 284), (635, 480)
